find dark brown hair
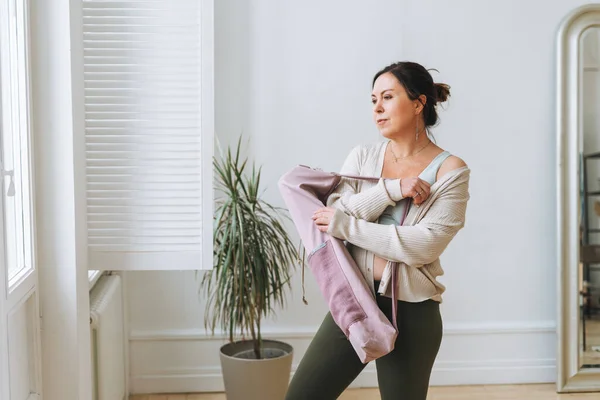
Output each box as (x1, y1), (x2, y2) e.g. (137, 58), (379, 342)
(372, 61), (450, 128)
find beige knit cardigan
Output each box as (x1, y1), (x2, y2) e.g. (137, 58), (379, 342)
(326, 140), (471, 303)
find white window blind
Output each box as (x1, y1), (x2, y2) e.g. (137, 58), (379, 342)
(82, 0), (213, 270)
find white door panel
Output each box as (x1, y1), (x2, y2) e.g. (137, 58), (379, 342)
(8, 295), (37, 400)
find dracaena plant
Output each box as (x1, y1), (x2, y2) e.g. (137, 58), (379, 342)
(201, 137), (299, 359)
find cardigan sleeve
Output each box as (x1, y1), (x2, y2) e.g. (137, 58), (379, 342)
(326, 145), (403, 222)
(327, 178), (469, 266)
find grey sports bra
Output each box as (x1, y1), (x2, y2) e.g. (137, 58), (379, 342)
(379, 151), (451, 225)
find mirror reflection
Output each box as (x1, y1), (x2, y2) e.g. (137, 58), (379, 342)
(580, 27), (600, 369)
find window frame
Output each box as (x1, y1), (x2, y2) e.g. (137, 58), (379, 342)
(0, 0), (36, 290)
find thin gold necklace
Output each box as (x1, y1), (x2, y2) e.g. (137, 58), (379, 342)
(389, 140), (431, 163)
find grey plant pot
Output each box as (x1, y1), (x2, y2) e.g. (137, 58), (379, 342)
(219, 339), (294, 400)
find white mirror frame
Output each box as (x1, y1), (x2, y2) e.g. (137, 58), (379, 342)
(557, 3), (600, 393)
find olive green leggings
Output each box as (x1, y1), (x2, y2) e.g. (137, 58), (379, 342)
(285, 286), (442, 400)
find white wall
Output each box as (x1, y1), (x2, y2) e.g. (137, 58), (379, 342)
(31, 0), (93, 399)
(127, 0), (597, 393)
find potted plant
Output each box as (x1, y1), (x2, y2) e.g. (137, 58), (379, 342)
(201, 138), (299, 400)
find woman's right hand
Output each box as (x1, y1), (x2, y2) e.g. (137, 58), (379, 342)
(400, 177), (431, 206)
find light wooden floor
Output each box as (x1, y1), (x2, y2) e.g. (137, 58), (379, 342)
(129, 384), (600, 399)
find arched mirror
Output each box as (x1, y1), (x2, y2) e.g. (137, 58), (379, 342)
(558, 3), (600, 393)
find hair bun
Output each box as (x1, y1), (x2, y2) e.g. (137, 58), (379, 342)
(434, 83), (451, 103)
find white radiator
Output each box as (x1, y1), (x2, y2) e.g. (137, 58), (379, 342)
(90, 274), (126, 400)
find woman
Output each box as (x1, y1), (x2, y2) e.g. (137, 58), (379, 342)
(284, 61), (470, 400)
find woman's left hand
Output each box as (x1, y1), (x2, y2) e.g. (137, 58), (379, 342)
(312, 207), (336, 233)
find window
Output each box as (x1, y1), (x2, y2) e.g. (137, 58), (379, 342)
(0, 0), (34, 288)
(0, 1), (42, 399)
(82, 0), (213, 271)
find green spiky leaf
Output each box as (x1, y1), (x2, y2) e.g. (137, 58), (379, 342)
(200, 136), (298, 359)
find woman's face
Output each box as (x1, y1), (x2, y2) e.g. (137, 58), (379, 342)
(371, 72), (423, 138)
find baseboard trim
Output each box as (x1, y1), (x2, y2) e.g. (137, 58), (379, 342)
(129, 322), (557, 394)
(130, 321), (556, 341)
(130, 359), (556, 394)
